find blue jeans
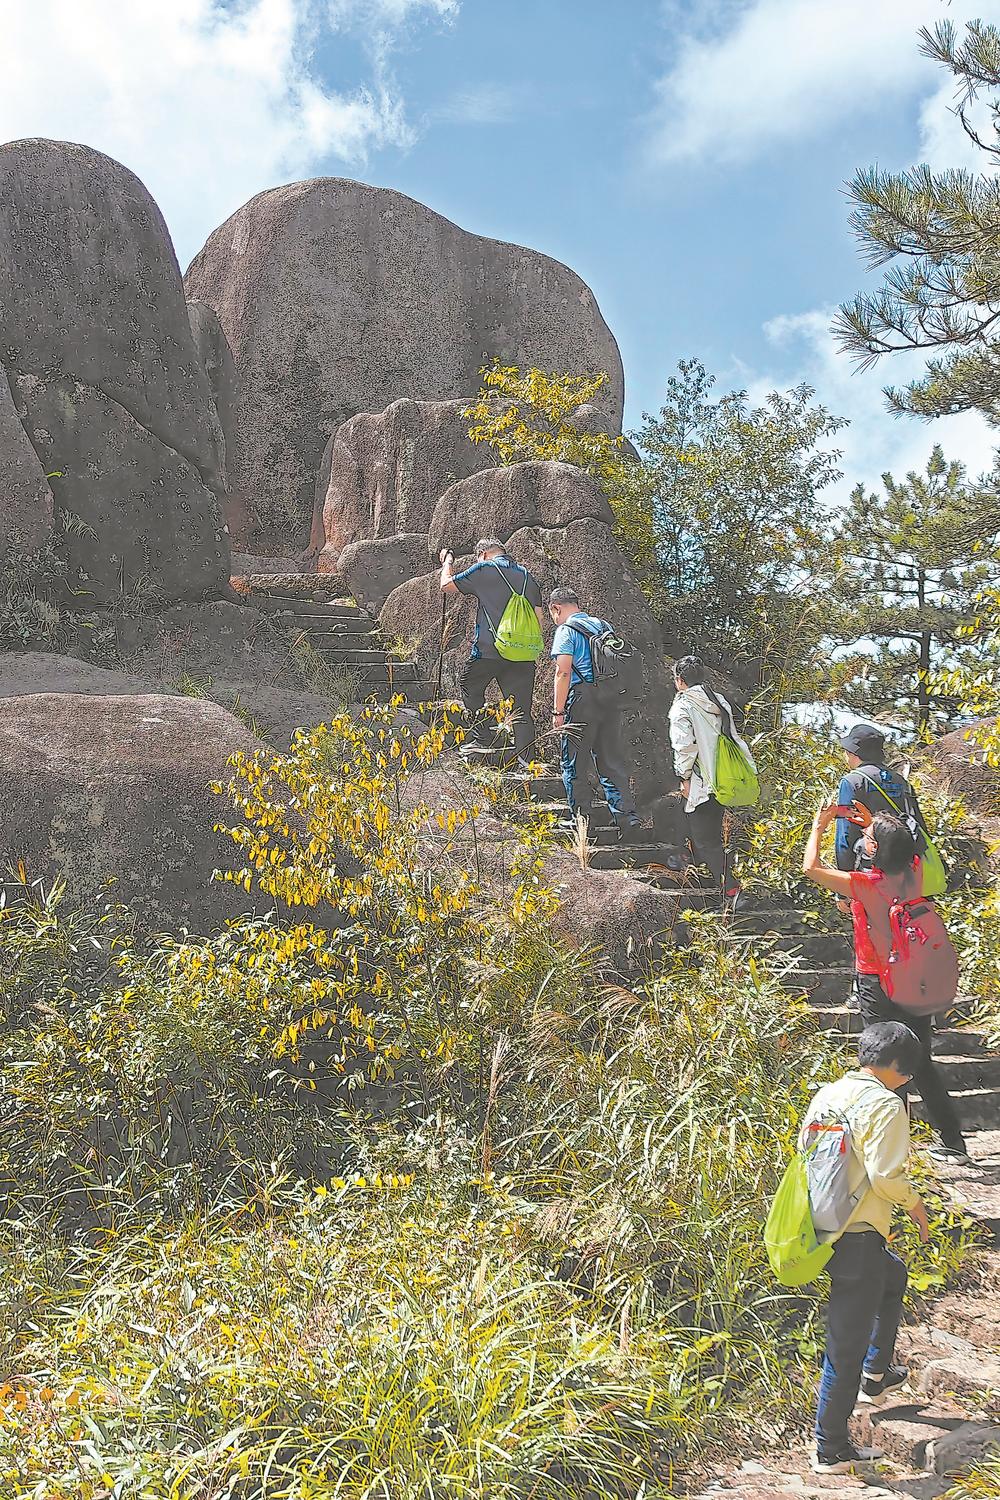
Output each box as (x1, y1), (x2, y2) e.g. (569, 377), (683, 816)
(559, 685), (636, 821)
(815, 1231), (907, 1458)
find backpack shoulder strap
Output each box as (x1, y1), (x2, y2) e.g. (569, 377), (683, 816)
(567, 616), (598, 640)
(858, 769), (928, 843)
(700, 681), (735, 740)
(490, 559), (527, 599)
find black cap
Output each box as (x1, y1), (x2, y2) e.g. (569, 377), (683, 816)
(840, 722), (886, 758)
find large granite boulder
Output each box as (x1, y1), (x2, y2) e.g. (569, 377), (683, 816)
(1, 371), (53, 558)
(427, 461), (614, 560)
(338, 534), (429, 614)
(0, 138), (230, 603)
(380, 509), (672, 800)
(0, 693), (261, 929)
(188, 298), (251, 549)
(0, 651), (337, 753)
(312, 398), (484, 566)
(926, 722), (1000, 817)
(185, 178), (624, 554)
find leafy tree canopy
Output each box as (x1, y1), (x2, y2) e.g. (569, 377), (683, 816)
(835, 20), (1000, 423)
(827, 445), (1000, 733)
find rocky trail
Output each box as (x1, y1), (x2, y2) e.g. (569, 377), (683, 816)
(237, 573), (1000, 1494)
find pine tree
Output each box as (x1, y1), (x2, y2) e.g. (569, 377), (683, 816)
(831, 446), (1000, 734)
(834, 20), (1000, 423)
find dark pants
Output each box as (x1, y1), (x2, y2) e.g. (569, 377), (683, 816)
(854, 972), (965, 1150)
(685, 794), (728, 889)
(460, 656), (538, 759)
(560, 684), (636, 821)
(815, 1231), (907, 1459)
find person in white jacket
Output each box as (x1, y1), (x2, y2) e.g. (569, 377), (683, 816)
(668, 655), (751, 897)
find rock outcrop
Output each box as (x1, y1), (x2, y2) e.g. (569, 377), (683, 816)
(0, 692), (261, 929)
(0, 370), (53, 558)
(927, 722), (1000, 818)
(427, 461), (614, 561)
(185, 179), (624, 554)
(313, 398), (484, 567)
(0, 138), (230, 603)
(188, 297), (250, 548)
(381, 507), (672, 799)
(0, 649), (337, 753)
(338, 534), (430, 614)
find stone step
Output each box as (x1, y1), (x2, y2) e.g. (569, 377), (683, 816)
(587, 844), (704, 872)
(781, 931), (855, 965)
(913, 1086), (1000, 1133)
(925, 1054), (1000, 1091)
(305, 647), (392, 668)
(856, 1397), (997, 1477)
(299, 629), (382, 647)
(783, 968), (854, 1008)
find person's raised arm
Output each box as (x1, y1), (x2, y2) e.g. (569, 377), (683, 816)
(439, 547), (460, 597)
(802, 805), (855, 897)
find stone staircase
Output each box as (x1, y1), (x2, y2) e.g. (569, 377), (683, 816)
(218, 600), (1000, 1493)
(241, 576), (436, 702)
(485, 757), (1000, 1143)
(476, 758), (1000, 1498)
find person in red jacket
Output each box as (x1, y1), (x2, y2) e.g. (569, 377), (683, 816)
(803, 802), (967, 1161)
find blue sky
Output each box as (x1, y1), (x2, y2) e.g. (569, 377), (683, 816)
(3, 0), (997, 493)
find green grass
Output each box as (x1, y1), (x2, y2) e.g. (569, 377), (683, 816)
(0, 717), (981, 1499)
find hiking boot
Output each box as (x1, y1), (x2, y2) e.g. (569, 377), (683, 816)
(810, 1443), (883, 1474)
(858, 1364), (908, 1405)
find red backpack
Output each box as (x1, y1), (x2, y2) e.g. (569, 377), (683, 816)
(852, 871), (959, 1017)
(883, 895), (959, 1016)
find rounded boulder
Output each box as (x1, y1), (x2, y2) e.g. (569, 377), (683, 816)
(185, 178), (624, 554)
(0, 693), (264, 930)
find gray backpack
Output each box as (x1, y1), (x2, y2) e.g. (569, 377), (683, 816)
(800, 1081), (881, 1234)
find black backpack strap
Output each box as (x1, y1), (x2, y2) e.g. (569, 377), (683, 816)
(700, 681), (735, 741)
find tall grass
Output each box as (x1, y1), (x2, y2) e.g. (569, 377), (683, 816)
(0, 714), (977, 1498)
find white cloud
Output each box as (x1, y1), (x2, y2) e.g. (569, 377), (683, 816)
(750, 307), (998, 497)
(647, 0), (983, 167)
(917, 76), (998, 172)
(434, 84), (520, 125)
(0, 0), (457, 266)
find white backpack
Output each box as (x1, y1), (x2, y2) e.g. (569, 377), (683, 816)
(800, 1080), (881, 1235)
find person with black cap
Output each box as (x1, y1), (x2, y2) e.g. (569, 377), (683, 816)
(832, 723), (967, 1161)
(834, 724), (936, 879)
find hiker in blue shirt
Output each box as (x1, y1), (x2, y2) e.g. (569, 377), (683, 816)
(440, 538), (545, 766)
(834, 723), (935, 875)
(548, 586), (642, 839)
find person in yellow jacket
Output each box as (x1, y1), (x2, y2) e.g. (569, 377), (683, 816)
(801, 804), (931, 1472)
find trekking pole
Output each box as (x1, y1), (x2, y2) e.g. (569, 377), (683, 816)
(435, 551), (450, 699)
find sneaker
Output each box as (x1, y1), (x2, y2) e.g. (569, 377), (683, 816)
(458, 741), (495, 758)
(929, 1141), (972, 1163)
(810, 1443), (883, 1474)
(858, 1364), (909, 1405)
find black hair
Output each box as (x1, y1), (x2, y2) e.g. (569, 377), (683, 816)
(549, 586), (580, 607)
(673, 655), (705, 686)
(871, 813), (917, 877)
(857, 1021), (922, 1076)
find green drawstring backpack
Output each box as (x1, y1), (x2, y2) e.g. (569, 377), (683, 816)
(701, 685), (760, 808)
(490, 563), (544, 663)
(763, 1149), (833, 1288)
(859, 774), (947, 898)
